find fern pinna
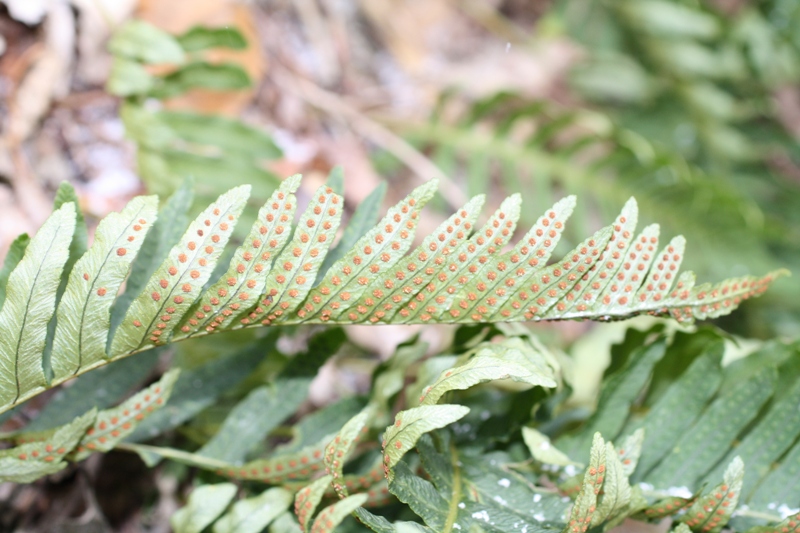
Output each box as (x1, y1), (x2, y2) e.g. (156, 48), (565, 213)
(0, 175), (785, 486)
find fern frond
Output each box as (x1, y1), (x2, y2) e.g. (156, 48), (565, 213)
(0, 203), (76, 406)
(0, 176), (785, 415)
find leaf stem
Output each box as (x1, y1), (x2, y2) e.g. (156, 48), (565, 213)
(444, 440), (463, 533)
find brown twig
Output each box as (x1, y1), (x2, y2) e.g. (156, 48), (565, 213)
(271, 65), (468, 210)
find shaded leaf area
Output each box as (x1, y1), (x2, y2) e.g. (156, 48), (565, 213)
(0, 369), (178, 483)
(282, 325), (800, 533)
(0, 174), (782, 417)
(170, 483), (292, 533)
(550, 328), (800, 531)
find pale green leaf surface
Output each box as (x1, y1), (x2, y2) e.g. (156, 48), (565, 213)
(107, 57), (155, 96)
(563, 433), (607, 533)
(270, 512), (304, 533)
(295, 475), (333, 532)
(247, 185), (344, 326)
(214, 487), (292, 533)
(455, 195), (575, 322)
(419, 346), (556, 406)
(53, 182), (88, 278)
(317, 181), (387, 284)
(383, 405), (469, 482)
(550, 198), (639, 319)
(111, 186), (249, 355)
(0, 203), (75, 408)
(523, 427), (578, 467)
(156, 111), (281, 159)
(593, 442), (633, 527)
(309, 493), (368, 533)
(301, 180), (436, 322)
(357, 194), (485, 324)
(617, 428), (644, 478)
(109, 20), (185, 64)
(497, 226), (613, 321)
(0, 234), (29, 311)
(407, 194), (520, 323)
(53, 196), (158, 378)
(176, 176), (299, 338)
(109, 179), (194, 341)
(171, 483), (237, 533)
(324, 409), (371, 497)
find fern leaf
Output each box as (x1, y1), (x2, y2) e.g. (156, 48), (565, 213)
(72, 368), (178, 460)
(298, 180), (437, 322)
(356, 194), (486, 324)
(323, 409), (371, 497)
(564, 433), (607, 533)
(309, 493), (368, 533)
(0, 234), (30, 310)
(592, 441), (633, 527)
(0, 409), (94, 483)
(197, 379), (311, 463)
(317, 180), (386, 284)
(702, 377), (800, 496)
(642, 493), (698, 520)
(646, 367), (774, 489)
(213, 437), (330, 484)
(557, 340), (666, 462)
(418, 343), (556, 406)
(382, 405), (469, 482)
(681, 457), (744, 533)
(295, 475), (333, 533)
(109, 180), (194, 338)
(401, 195), (521, 323)
(244, 184), (344, 326)
(111, 186), (249, 354)
(213, 487), (292, 533)
(175, 175), (301, 338)
(617, 428), (644, 477)
(627, 347), (722, 480)
(171, 483), (238, 533)
(0, 175), (787, 418)
(388, 461), (453, 531)
(455, 195), (575, 322)
(746, 512), (800, 533)
(0, 203), (76, 408)
(52, 196), (159, 378)
(522, 426), (579, 467)
(498, 226), (614, 321)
